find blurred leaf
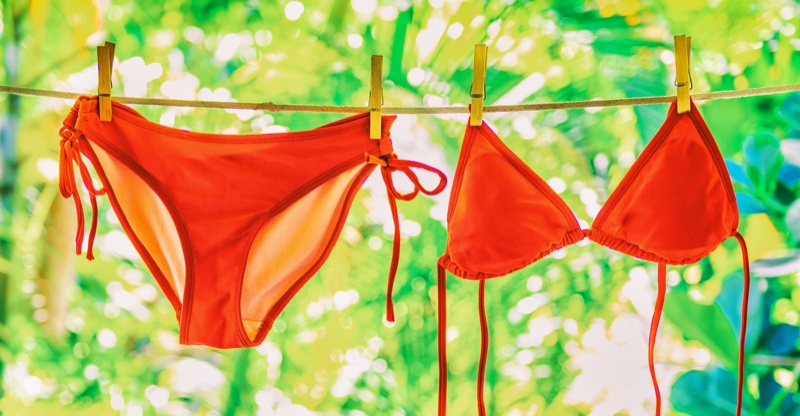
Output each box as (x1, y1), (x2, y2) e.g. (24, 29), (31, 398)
(764, 324), (800, 355)
(736, 191), (768, 214)
(784, 200), (800, 242)
(750, 251), (800, 277)
(702, 99), (752, 156)
(758, 372), (800, 416)
(671, 367), (758, 416)
(744, 132), (783, 195)
(727, 158), (754, 188)
(781, 139), (800, 166)
(664, 291), (739, 370)
(716, 272), (763, 351)
(778, 93), (800, 131)
(743, 214), (788, 260)
(778, 163), (800, 187)
(0, 396), (115, 415)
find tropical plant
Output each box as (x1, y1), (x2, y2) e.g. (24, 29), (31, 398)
(0, 1), (799, 415)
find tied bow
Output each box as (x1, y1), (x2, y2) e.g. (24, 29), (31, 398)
(59, 126), (106, 260)
(366, 152), (447, 322)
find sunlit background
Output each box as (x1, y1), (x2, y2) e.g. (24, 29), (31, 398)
(1, 0), (800, 415)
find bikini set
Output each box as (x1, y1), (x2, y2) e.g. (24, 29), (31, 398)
(59, 95), (750, 415)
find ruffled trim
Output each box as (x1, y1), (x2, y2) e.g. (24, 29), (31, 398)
(438, 228), (588, 280)
(587, 227), (732, 265)
(63, 96), (85, 129)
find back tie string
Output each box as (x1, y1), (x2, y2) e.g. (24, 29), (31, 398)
(437, 264), (448, 415)
(733, 231), (750, 416)
(435, 267), (489, 416)
(647, 233), (750, 416)
(477, 279), (489, 416)
(366, 152), (447, 322)
(648, 262), (667, 414)
(59, 126), (106, 260)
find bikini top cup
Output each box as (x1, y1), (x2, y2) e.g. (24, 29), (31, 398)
(437, 99), (750, 416)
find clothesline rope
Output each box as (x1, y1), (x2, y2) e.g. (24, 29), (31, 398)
(1, 83), (799, 114)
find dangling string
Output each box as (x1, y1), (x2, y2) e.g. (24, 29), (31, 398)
(733, 231), (750, 416)
(477, 279), (489, 416)
(59, 126), (106, 260)
(382, 178), (401, 322)
(366, 153), (447, 322)
(437, 264), (448, 416)
(648, 262), (667, 415)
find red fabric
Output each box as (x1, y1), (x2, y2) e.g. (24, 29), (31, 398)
(439, 120), (584, 279)
(367, 153), (447, 322)
(59, 125), (106, 260)
(437, 100), (748, 415)
(60, 96), (446, 349)
(592, 101), (739, 263)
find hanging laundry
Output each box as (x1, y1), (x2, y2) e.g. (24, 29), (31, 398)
(58, 95), (446, 349)
(436, 99), (750, 416)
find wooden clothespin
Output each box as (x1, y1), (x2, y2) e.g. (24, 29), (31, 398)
(97, 41), (116, 121)
(674, 35), (691, 114)
(369, 55), (383, 139)
(470, 44), (488, 126)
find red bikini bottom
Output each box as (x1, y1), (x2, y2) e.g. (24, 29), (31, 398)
(59, 96), (446, 348)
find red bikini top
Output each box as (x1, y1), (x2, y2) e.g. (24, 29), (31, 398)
(436, 99), (751, 416)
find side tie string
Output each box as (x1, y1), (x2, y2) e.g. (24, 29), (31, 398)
(477, 279), (489, 416)
(437, 264), (448, 416)
(59, 126), (106, 260)
(366, 153), (447, 322)
(733, 231), (750, 416)
(648, 262), (667, 414)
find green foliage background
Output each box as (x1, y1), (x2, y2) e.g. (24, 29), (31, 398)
(0, 0), (800, 415)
